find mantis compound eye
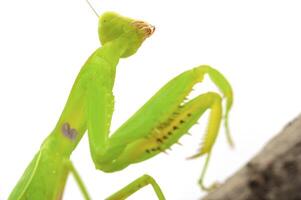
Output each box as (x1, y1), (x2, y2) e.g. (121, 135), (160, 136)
(132, 21), (155, 39)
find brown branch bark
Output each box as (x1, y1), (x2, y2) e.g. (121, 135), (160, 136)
(203, 115), (301, 200)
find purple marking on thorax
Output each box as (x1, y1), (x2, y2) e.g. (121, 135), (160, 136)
(61, 122), (78, 141)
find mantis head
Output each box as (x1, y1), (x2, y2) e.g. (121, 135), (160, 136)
(98, 12), (155, 58)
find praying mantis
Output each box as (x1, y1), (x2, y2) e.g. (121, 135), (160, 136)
(8, 7), (234, 200)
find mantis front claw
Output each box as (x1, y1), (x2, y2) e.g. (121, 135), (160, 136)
(89, 65), (233, 191)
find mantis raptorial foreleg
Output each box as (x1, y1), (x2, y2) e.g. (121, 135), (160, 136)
(87, 65), (233, 191)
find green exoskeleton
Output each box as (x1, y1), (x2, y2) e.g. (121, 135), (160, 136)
(9, 11), (233, 200)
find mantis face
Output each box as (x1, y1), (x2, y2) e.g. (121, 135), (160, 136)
(98, 12), (155, 58)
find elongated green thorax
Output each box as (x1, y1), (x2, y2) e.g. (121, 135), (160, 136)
(41, 12), (156, 158)
(9, 11), (156, 200)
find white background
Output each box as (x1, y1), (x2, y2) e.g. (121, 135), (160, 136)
(1, 0), (301, 199)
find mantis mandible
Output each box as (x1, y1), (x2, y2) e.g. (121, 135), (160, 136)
(8, 6), (234, 200)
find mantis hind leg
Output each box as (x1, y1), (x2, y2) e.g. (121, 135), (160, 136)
(66, 160), (91, 200)
(67, 161), (165, 200)
(105, 174), (165, 200)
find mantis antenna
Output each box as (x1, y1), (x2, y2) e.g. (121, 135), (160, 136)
(86, 0), (99, 18)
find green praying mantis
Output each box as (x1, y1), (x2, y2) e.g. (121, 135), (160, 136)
(8, 7), (234, 200)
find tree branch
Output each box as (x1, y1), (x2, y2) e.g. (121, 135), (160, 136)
(203, 115), (301, 200)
